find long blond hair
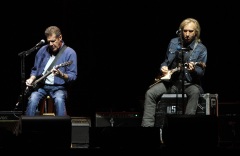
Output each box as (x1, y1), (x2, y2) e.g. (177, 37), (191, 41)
(179, 18), (201, 43)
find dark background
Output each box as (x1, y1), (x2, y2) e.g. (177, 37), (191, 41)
(1, 1), (239, 117)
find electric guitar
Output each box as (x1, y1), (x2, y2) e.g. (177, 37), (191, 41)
(24, 61), (73, 96)
(149, 62), (206, 88)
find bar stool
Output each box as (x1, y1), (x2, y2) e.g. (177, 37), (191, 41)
(38, 96), (55, 116)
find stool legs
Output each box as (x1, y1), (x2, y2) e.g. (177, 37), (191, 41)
(38, 96), (55, 116)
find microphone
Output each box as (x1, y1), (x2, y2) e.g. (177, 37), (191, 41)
(23, 39), (45, 56)
(36, 39), (45, 47)
(176, 29), (181, 35)
(177, 45), (190, 51)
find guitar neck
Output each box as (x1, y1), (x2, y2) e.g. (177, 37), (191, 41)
(33, 71), (52, 85)
(183, 62), (206, 69)
(170, 67), (179, 73)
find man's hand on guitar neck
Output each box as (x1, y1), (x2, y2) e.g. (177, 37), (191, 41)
(185, 62), (195, 72)
(184, 61), (206, 72)
(51, 68), (64, 78)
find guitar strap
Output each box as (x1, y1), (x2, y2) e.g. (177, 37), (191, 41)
(46, 44), (67, 72)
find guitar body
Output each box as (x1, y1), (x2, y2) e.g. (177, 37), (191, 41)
(24, 61), (73, 96)
(148, 62), (206, 88)
(24, 75), (48, 96)
(148, 69), (177, 88)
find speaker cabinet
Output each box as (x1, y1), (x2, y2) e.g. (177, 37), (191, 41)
(89, 127), (160, 149)
(71, 117), (90, 144)
(0, 111), (22, 148)
(19, 115), (72, 149)
(0, 121), (19, 148)
(218, 116), (240, 146)
(95, 112), (142, 127)
(163, 115), (218, 149)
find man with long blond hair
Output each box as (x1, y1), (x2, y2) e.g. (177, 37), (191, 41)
(142, 18), (207, 131)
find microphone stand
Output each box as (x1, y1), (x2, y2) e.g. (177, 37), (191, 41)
(180, 49), (186, 114)
(17, 45), (41, 115)
(177, 31), (186, 115)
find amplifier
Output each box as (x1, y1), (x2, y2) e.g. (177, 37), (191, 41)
(0, 111), (22, 120)
(95, 112), (142, 127)
(156, 93), (218, 116)
(71, 117), (91, 144)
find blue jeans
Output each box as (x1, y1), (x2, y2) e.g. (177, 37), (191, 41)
(25, 85), (68, 116)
